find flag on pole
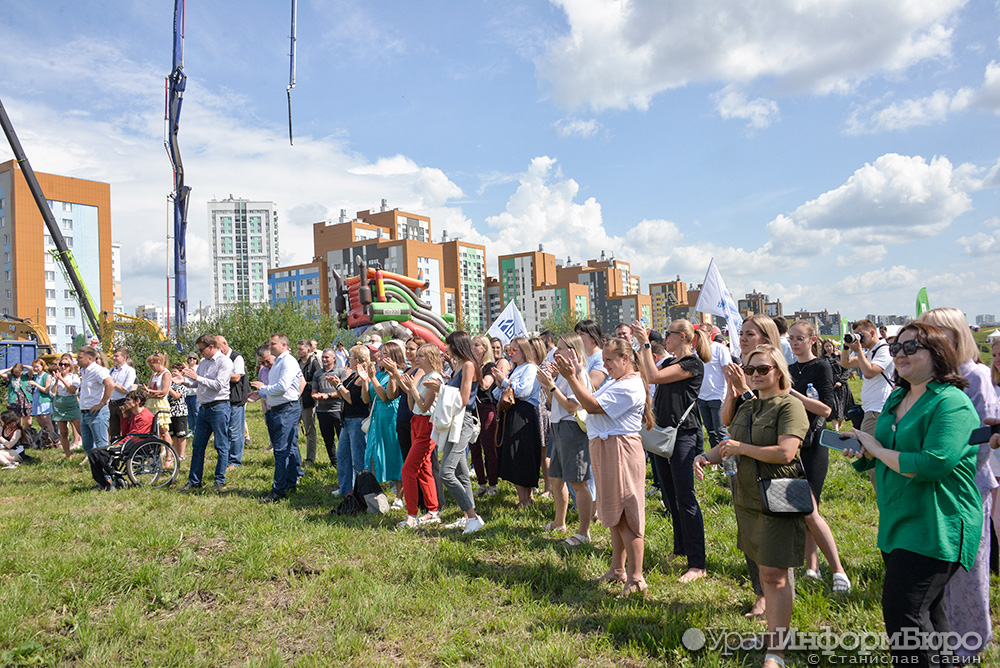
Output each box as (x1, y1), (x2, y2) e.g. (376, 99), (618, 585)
(487, 300), (528, 345)
(840, 317), (851, 341)
(916, 287), (930, 317)
(695, 259), (744, 359)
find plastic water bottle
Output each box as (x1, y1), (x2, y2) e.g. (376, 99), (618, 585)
(806, 383), (819, 401)
(722, 455), (738, 476)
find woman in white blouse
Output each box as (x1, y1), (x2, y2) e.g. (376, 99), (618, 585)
(492, 337), (542, 508)
(556, 338), (653, 597)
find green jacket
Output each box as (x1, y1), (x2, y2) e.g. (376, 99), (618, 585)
(854, 382), (981, 570)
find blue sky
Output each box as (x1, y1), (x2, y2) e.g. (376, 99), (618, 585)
(1, 0), (998, 323)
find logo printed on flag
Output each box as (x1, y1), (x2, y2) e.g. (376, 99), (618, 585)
(487, 300), (528, 345)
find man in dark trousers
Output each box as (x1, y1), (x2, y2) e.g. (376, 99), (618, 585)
(297, 339), (322, 465)
(217, 336), (249, 470)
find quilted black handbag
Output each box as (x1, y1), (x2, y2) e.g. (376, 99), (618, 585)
(748, 406), (814, 517)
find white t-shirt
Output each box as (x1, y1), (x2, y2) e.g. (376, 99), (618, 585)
(414, 371), (443, 416)
(859, 340), (895, 413)
(55, 373), (80, 397)
(79, 364), (111, 410)
(587, 373), (646, 438)
(698, 341), (731, 401)
(549, 369), (591, 423)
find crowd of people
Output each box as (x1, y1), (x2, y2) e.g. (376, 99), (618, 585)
(2, 309), (999, 667)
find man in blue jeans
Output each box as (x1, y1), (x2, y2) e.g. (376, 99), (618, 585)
(217, 336), (249, 470)
(76, 346), (115, 454)
(251, 333), (304, 502)
(175, 334), (234, 493)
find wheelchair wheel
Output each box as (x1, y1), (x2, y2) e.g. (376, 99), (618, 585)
(126, 440), (179, 488)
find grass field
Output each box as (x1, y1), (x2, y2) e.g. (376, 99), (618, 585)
(2, 385), (999, 667)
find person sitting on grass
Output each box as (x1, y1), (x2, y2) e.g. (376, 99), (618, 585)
(0, 410), (26, 469)
(87, 388), (154, 491)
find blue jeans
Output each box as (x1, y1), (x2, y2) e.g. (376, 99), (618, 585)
(337, 417), (367, 494)
(80, 405), (110, 453)
(698, 398), (728, 450)
(264, 401), (302, 494)
(188, 401), (232, 486)
(185, 394), (199, 427)
(228, 403), (246, 466)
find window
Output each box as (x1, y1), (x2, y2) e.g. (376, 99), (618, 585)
(44, 271), (55, 281)
(62, 202), (72, 212)
(65, 307), (76, 317)
(222, 238), (234, 254)
(3, 271), (8, 281)
(45, 289), (56, 299)
(47, 326), (57, 336)
(249, 237), (262, 253)
(66, 325), (76, 336)
(62, 219), (73, 230)
(46, 307), (56, 317)
(249, 217), (262, 234)
(65, 237), (73, 248)
(220, 217), (234, 234)
(222, 264), (234, 280)
(44, 235), (52, 246)
(64, 290), (73, 299)
(4, 290), (9, 299)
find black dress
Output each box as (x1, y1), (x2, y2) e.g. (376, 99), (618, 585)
(497, 398), (542, 488)
(823, 354), (853, 420)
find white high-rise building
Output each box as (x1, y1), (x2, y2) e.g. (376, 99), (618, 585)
(209, 196), (279, 307)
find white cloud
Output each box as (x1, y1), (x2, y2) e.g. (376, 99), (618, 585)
(835, 245), (888, 266)
(537, 0), (966, 111)
(713, 86), (780, 130)
(835, 266), (921, 295)
(553, 117), (601, 139)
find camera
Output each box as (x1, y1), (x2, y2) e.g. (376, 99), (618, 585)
(843, 332), (863, 345)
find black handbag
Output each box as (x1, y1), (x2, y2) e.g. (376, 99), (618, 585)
(748, 406), (814, 517)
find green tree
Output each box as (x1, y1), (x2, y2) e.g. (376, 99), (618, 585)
(538, 308), (583, 338)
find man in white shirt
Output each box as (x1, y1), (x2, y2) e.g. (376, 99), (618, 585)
(774, 316), (797, 366)
(251, 333), (304, 502)
(177, 334), (234, 492)
(76, 346), (115, 453)
(107, 347), (137, 441)
(217, 336), (249, 470)
(841, 318), (895, 434)
(698, 334), (733, 450)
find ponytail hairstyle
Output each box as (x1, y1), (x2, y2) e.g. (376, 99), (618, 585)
(673, 319), (712, 362)
(604, 338), (655, 430)
(790, 319), (822, 358)
(445, 331), (482, 382)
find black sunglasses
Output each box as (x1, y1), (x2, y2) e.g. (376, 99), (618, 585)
(743, 364), (774, 376)
(889, 340), (927, 357)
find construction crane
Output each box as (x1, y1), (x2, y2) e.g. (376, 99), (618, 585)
(0, 95), (103, 344)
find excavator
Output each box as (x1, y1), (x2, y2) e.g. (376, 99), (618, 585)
(0, 313), (58, 363)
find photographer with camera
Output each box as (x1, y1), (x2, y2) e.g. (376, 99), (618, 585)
(840, 319), (894, 435)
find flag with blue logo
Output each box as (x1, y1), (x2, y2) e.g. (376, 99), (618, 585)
(694, 259), (744, 359)
(487, 300), (528, 345)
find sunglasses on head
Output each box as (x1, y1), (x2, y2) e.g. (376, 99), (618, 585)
(743, 364), (774, 376)
(889, 340), (926, 357)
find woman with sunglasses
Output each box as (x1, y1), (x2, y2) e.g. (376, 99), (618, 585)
(51, 354), (82, 457)
(556, 338), (652, 597)
(633, 319), (711, 583)
(492, 336), (543, 508)
(844, 322), (980, 667)
(919, 308), (999, 660)
(694, 344), (810, 668)
(787, 320), (850, 594)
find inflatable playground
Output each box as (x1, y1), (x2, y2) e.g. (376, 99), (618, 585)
(331, 256), (454, 351)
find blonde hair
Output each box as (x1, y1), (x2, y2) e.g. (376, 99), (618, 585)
(920, 307), (979, 364)
(527, 337), (547, 365)
(746, 344), (792, 391)
(472, 334), (495, 365)
(790, 319), (821, 358)
(672, 319), (711, 362)
(418, 344), (443, 373)
(557, 332), (587, 364)
(349, 344), (371, 365)
(510, 337), (539, 365)
(146, 351), (168, 368)
(744, 315), (780, 348)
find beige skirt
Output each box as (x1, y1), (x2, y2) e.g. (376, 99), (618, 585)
(590, 433), (646, 537)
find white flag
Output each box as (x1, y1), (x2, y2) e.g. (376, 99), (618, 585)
(487, 300), (528, 345)
(695, 258), (744, 359)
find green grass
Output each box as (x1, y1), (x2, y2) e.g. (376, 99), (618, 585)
(1, 402), (998, 667)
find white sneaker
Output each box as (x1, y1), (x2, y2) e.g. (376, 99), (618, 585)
(444, 517), (468, 529)
(331, 489), (343, 498)
(2, 462), (18, 470)
(390, 498), (405, 510)
(463, 517), (486, 534)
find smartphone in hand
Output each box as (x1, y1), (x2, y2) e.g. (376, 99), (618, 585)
(819, 429), (862, 452)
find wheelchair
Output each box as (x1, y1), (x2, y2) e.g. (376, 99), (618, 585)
(97, 411), (180, 489)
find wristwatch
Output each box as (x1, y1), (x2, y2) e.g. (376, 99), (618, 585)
(549, 386), (557, 393)
(740, 390), (755, 402)
(642, 343), (651, 349)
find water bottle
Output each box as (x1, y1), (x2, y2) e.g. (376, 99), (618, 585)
(806, 383), (819, 401)
(722, 455), (738, 476)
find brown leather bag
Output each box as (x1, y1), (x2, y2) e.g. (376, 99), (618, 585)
(497, 386), (515, 412)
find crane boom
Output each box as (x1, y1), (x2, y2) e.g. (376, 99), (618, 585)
(0, 95), (103, 342)
(165, 0), (190, 338)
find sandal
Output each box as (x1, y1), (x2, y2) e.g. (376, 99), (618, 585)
(805, 568), (822, 581)
(832, 572), (852, 594)
(542, 522), (567, 534)
(564, 533), (590, 546)
(590, 569), (627, 583)
(396, 516), (419, 529)
(418, 512), (441, 525)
